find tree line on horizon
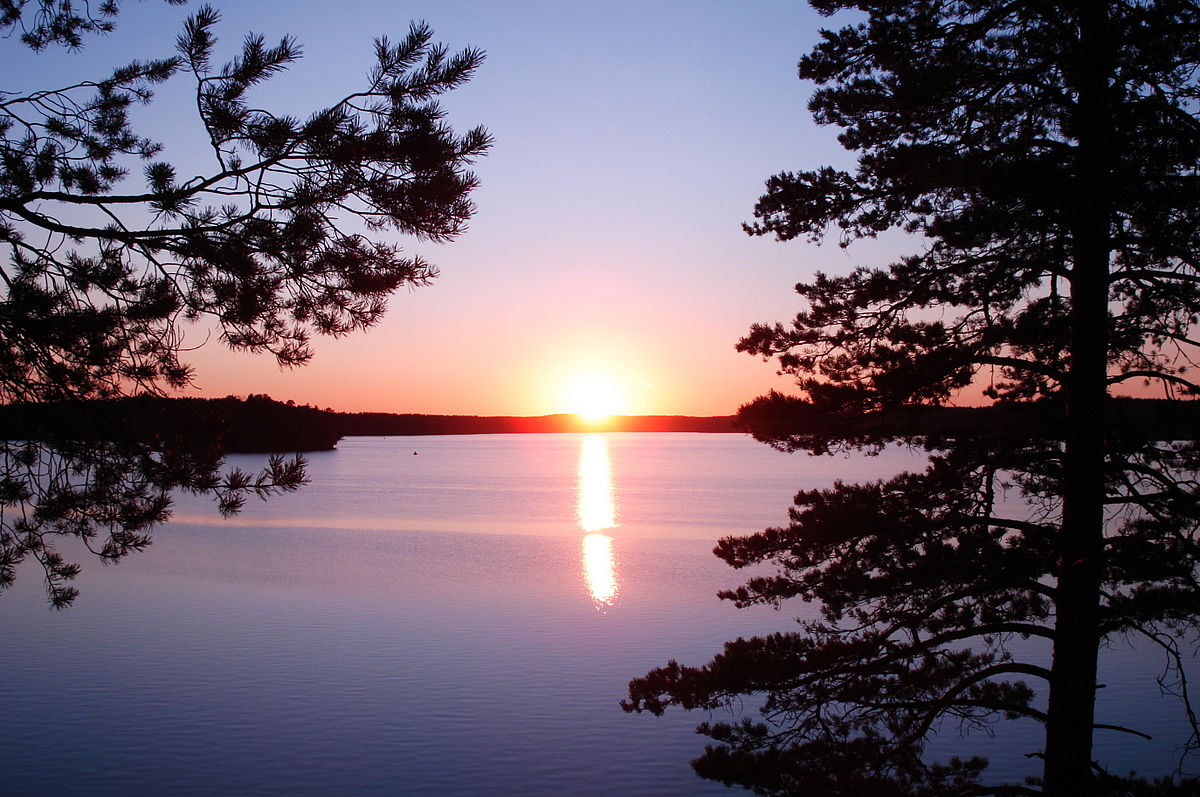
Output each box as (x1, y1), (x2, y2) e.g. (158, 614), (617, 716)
(0, 393), (741, 447)
(1, 393), (1196, 454)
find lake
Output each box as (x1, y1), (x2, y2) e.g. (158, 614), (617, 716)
(1, 434), (1194, 794)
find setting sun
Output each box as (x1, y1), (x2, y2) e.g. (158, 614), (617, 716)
(564, 374), (626, 421)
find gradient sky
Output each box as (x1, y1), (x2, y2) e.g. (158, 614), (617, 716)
(9, 1), (913, 416)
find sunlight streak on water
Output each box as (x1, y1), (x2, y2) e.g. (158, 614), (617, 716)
(576, 435), (616, 532)
(577, 435), (619, 607)
(582, 532), (617, 608)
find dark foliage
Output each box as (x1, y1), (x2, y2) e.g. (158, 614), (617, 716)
(626, 2), (1200, 794)
(0, 2), (489, 606)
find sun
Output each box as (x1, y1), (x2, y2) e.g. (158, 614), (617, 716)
(564, 374), (624, 421)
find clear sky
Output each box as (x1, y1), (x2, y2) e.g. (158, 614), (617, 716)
(8, 1), (909, 416)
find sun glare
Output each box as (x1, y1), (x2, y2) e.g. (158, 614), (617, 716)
(564, 374), (624, 421)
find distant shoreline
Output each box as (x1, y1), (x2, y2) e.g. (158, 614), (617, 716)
(0, 396), (741, 453)
(335, 412), (739, 437)
(3, 395), (1194, 454)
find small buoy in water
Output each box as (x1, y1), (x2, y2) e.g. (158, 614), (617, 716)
(413, 451), (418, 455)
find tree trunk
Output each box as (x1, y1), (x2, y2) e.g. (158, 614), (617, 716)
(1042, 3), (1112, 792)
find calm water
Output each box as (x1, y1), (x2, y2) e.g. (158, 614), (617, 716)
(1, 434), (1195, 793)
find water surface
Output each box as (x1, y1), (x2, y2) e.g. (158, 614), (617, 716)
(1, 434), (1194, 793)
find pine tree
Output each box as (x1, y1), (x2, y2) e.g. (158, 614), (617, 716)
(0, 2), (490, 606)
(626, 2), (1200, 792)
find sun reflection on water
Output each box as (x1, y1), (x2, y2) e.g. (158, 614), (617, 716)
(576, 434), (619, 608)
(577, 434), (616, 532)
(582, 532), (617, 607)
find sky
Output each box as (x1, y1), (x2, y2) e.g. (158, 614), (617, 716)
(7, 1), (911, 416)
